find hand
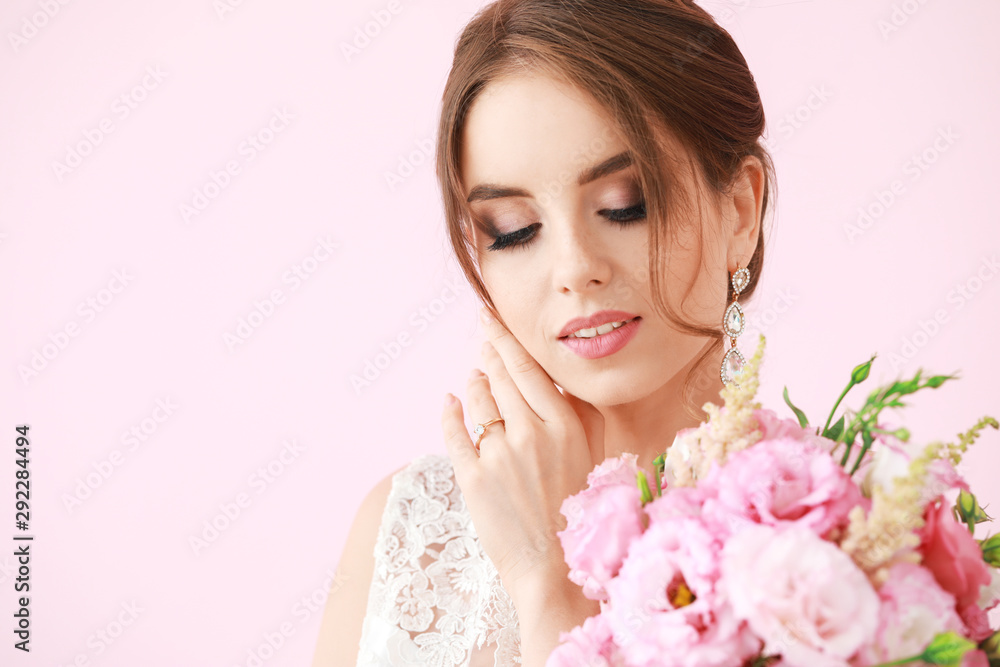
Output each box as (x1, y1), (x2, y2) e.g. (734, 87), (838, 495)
(441, 307), (605, 603)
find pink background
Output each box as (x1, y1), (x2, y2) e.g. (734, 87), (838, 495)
(1, 0), (998, 664)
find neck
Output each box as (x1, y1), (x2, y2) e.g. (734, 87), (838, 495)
(572, 340), (725, 474)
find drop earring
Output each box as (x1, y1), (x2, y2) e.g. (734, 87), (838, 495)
(721, 263), (750, 386)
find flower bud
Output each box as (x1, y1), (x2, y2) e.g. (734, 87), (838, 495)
(980, 534), (1000, 568)
(850, 357), (873, 385)
(980, 630), (1000, 663)
(918, 631), (975, 665)
(955, 489), (992, 534)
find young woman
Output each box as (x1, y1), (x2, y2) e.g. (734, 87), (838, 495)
(314, 0), (773, 664)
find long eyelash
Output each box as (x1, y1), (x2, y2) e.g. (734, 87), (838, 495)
(600, 201), (646, 225)
(487, 223), (540, 252)
(486, 202), (646, 252)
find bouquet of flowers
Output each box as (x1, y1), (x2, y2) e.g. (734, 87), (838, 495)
(549, 335), (1000, 667)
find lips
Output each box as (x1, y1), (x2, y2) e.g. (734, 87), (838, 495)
(558, 309), (641, 339)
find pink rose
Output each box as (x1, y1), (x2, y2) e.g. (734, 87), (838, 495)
(645, 483), (713, 523)
(959, 604), (992, 645)
(588, 452), (644, 489)
(855, 561), (965, 664)
(558, 456), (646, 602)
(754, 408), (836, 452)
(962, 650), (990, 667)
(604, 516), (760, 667)
(918, 498), (993, 640)
(701, 437), (863, 538)
(720, 524), (879, 666)
(547, 613), (624, 667)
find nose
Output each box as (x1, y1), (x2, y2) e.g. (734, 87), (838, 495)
(551, 217), (613, 295)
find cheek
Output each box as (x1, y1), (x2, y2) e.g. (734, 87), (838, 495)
(480, 261), (542, 332)
(590, 227), (652, 307)
(481, 258), (534, 303)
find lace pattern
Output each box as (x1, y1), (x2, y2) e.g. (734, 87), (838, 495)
(356, 454), (522, 666)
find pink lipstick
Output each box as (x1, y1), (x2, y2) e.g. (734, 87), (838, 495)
(558, 310), (641, 359)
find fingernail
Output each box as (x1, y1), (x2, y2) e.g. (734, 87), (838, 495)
(444, 393), (456, 406)
(470, 367), (485, 379)
(479, 307), (493, 325)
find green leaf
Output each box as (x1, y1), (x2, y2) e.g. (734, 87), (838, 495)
(886, 380), (906, 395)
(981, 533), (1000, 568)
(919, 631), (976, 666)
(636, 470), (653, 505)
(823, 414), (845, 442)
(783, 386), (809, 428)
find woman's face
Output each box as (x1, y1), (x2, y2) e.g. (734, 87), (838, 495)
(460, 71), (755, 407)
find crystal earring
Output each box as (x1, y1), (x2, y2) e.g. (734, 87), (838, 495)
(721, 263), (750, 386)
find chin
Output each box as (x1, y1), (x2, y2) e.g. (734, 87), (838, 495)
(551, 366), (663, 407)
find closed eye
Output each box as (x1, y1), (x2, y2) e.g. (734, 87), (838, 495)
(486, 201), (646, 252)
(599, 201), (646, 225)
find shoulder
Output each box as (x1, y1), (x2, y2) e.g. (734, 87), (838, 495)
(386, 453), (458, 497)
(373, 453), (465, 533)
(360, 453), (454, 511)
(310, 453), (456, 666)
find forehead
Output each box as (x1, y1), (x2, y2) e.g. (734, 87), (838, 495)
(460, 72), (625, 192)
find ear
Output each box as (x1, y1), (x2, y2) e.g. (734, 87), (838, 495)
(725, 155), (765, 271)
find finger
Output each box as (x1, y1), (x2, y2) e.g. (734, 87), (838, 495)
(479, 307), (567, 422)
(441, 393), (479, 473)
(467, 368), (502, 424)
(480, 341), (536, 423)
(466, 369), (506, 453)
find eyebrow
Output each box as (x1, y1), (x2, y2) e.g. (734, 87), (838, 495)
(465, 151), (633, 203)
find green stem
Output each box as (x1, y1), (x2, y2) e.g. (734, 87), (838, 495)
(839, 436), (853, 468)
(839, 418), (863, 467)
(849, 421), (879, 476)
(849, 448), (867, 476)
(823, 383), (853, 437)
(839, 401), (877, 468)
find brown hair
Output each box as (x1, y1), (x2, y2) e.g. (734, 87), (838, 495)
(435, 0), (776, 416)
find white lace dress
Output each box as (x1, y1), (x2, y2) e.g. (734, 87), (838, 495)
(356, 453), (522, 666)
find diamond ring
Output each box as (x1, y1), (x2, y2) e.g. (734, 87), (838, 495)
(473, 418), (505, 452)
